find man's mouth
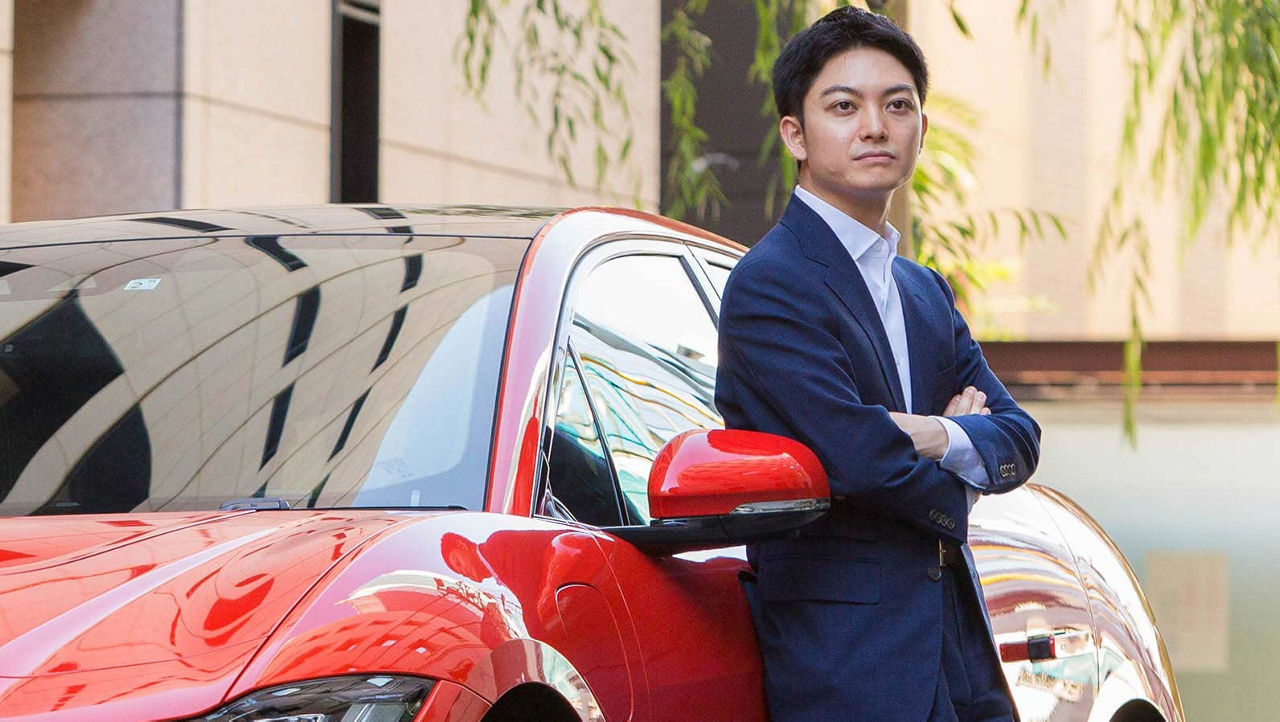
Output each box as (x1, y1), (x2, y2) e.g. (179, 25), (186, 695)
(854, 150), (896, 161)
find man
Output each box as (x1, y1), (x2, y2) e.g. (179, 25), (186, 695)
(714, 7), (1040, 721)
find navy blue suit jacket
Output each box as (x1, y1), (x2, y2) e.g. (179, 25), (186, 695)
(715, 196), (1040, 720)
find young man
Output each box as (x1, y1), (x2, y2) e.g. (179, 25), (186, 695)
(714, 7), (1040, 721)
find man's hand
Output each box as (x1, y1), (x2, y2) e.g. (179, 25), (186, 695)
(943, 385), (991, 417)
(888, 386), (991, 460)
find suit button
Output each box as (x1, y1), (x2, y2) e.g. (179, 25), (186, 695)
(927, 566), (942, 582)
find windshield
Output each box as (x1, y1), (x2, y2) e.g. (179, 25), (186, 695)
(0, 232), (527, 515)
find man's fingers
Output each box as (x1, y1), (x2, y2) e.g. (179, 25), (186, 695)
(943, 394), (961, 416)
(944, 387), (994, 416)
(948, 386), (977, 415)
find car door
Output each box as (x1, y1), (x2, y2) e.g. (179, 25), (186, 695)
(539, 239), (766, 721)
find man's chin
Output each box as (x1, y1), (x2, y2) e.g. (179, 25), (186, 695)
(827, 182), (906, 203)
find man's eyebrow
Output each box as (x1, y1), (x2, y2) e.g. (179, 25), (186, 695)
(818, 83), (917, 98)
(819, 84), (862, 98)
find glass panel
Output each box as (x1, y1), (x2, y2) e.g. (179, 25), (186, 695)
(570, 254), (721, 524)
(545, 353), (623, 526)
(703, 262), (731, 298)
(353, 284), (512, 509)
(576, 254), (719, 368)
(0, 234), (526, 515)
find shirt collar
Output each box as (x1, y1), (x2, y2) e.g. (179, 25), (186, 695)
(793, 185), (900, 263)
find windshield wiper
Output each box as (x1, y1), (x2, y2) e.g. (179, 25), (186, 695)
(220, 497), (291, 511)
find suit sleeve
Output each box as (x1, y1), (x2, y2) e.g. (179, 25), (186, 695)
(926, 269), (1041, 494)
(718, 257), (970, 542)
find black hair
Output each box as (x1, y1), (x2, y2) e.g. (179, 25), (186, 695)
(772, 6), (929, 124)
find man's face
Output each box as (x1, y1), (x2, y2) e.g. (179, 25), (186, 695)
(781, 46), (927, 208)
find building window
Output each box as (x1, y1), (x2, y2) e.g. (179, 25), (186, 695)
(332, 0), (381, 203)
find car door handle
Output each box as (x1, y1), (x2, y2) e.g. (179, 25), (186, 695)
(999, 629), (1092, 663)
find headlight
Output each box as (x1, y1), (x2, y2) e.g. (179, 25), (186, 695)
(198, 675), (434, 722)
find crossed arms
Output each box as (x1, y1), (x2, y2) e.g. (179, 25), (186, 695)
(716, 256), (1040, 542)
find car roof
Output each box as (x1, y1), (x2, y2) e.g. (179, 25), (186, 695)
(0, 204), (563, 250)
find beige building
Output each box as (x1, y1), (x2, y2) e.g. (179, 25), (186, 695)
(4, 0), (661, 223)
(909, 1), (1280, 342)
(3, 0), (1275, 344)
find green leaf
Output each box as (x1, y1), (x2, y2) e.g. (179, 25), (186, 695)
(949, 5), (971, 37)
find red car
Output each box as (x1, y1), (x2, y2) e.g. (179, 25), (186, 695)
(0, 205), (1181, 721)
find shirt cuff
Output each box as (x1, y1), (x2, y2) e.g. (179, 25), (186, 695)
(932, 416), (993, 491)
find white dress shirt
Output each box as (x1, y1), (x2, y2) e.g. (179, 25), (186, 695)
(793, 187), (991, 500)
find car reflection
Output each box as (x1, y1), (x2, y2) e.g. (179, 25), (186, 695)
(0, 234), (524, 517)
(971, 488), (1097, 720)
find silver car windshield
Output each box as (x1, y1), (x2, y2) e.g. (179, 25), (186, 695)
(0, 232), (526, 515)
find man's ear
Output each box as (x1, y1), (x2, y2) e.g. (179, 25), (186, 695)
(920, 112), (929, 150)
(779, 115), (807, 163)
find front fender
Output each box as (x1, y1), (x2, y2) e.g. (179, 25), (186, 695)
(1036, 487), (1184, 722)
(485, 638), (604, 719)
(219, 512), (612, 716)
(1087, 658), (1165, 722)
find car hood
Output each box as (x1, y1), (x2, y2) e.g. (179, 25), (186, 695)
(0, 510), (422, 717)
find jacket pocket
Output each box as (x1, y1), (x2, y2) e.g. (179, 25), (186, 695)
(757, 556), (880, 604)
(798, 510), (877, 541)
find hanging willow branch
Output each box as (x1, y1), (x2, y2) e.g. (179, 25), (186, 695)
(661, 0), (726, 220)
(456, 0), (637, 192)
(750, 3), (1067, 301)
(1087, 0), (1280, 438)
(1115, 0), (1280, 240)
(909, 93), (1068, 313)
(455, 1), (1280, 442)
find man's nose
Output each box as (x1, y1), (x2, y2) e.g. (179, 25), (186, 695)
(859, 109), (888, 141)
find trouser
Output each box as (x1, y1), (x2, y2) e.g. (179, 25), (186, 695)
(927, 562), (1017, 722)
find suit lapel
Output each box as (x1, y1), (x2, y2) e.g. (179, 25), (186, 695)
(779, 197), (906, 411)
(823, 263), (907, 411)
(893, 262), (935, 415)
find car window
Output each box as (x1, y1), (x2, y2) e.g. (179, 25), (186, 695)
(688, 247), (737, 303)
(574, 253), (719, 368)
(0, 234), (525, 516)
(568, 253), (721, 524)
(353, 284), (513, 509)
(703, 261), (731, 298)
(544, 350), (625, 526)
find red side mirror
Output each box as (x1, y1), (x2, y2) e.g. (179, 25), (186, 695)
(647, 429), (829, 520)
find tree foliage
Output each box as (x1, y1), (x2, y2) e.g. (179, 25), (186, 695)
(456, 0), (1280, 437)
(457, 0), (637, 194)
(1078, 0), (1280, 432)
(661, 0), (725, 219)
(743, 1), (1065, 309)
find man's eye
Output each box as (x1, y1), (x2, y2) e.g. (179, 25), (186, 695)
(834, 100), (855, 112)
(888, 99), (914, 112)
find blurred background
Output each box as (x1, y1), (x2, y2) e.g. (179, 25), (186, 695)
(1, 1), (1276, 718)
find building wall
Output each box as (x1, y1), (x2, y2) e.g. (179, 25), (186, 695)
(12, 0), (182, 221)
(910, 0), (1280, 341)
(379, 0), (661, 210)
(0, 0), (11, 225)
(8, 0), (661, 222)
(3, 1), (1274, 336)
(181, 0), (331, 208)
